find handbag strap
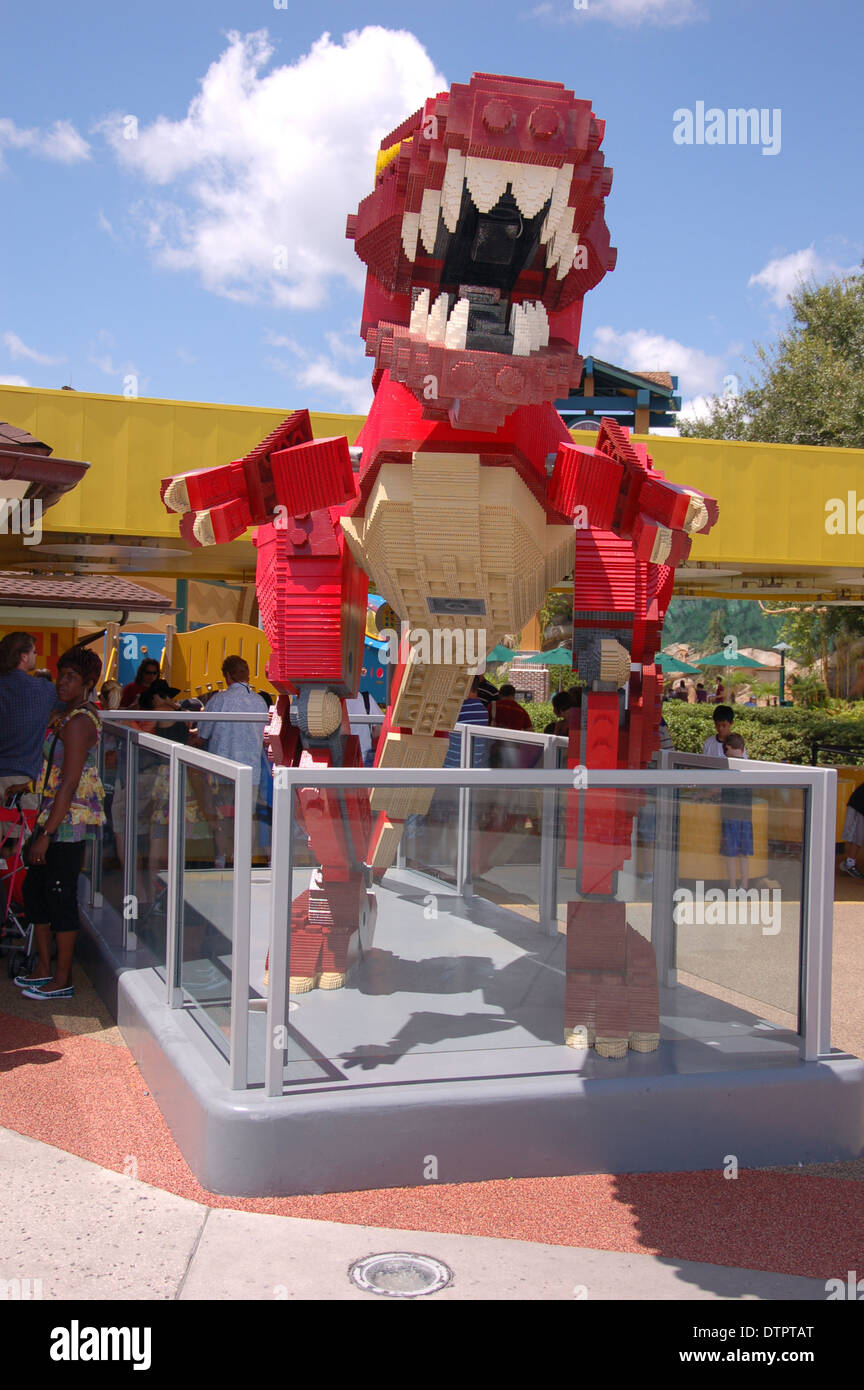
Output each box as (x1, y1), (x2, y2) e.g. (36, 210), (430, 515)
(33, 721), (65, 829)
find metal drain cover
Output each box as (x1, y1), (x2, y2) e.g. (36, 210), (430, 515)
(350, 1252), (452, 1298)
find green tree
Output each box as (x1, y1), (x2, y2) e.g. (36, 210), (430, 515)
(703, 607), (727, 655)
(682, 264), (864, 697)
(681, 263), (864, 448)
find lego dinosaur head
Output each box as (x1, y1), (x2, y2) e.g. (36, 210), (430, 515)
(347, 72), (617, 433)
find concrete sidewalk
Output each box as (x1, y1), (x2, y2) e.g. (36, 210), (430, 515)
(0, 1127), (828, 1301)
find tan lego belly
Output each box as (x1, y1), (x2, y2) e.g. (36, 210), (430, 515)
(341, 454), (575, 801)
(341, 452), (574, 640)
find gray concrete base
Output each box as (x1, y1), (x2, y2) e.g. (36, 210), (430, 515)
(117, 965), (864, 1197)
(78, 871), (864, 1198)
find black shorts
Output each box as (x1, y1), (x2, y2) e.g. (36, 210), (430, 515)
(22, 840), (86, 933)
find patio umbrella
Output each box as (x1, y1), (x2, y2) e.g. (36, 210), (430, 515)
(486, 643), (515, 662)
(656, 652), (701, 675)
(521, 645), (573, 691)
(695, 652), (770, 668)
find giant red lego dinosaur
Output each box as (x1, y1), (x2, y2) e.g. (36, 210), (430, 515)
(161, 73), (718, 1057)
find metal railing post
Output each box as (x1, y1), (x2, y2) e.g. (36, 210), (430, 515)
(651, 749), (679, 988)
(538, 736), (560, 936)
(122, 730), (138, 953)
(456, 725), (473, 898)
(801, 768), (835, 1060)
(265, 783), (294, 1097)
(164, 748), (183, 1007)
(229, 765), (253, 1090)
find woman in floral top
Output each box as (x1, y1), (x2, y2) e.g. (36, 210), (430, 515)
(16, 646), (105, 1000)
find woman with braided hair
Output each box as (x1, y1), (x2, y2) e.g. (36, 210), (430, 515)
(16, 645), (106, 1000)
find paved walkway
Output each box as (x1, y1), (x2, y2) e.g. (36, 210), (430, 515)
(1, 886), (862, 1298)
(0, 1128), (830, 1301)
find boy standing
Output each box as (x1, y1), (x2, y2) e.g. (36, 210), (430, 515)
(721, 732), (752, 889)
(702, 704), (735, 757)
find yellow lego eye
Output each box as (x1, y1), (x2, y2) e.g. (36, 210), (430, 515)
(374, 136), (411, 183)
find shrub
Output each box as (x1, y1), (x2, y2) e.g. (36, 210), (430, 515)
(662, 701), (864, 765)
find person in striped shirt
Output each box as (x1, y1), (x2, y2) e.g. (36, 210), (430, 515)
(444, 675), (490, 769)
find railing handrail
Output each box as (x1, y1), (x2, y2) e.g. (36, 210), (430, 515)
(455, 721), (567, 746)
(101, 709), (270, 722)
(269, 763), (834, 788)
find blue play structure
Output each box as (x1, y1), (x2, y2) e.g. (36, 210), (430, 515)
(116, 631), (166, 687)
(360, 596), (390, 706)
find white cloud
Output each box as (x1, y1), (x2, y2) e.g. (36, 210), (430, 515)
(591, 326), (725, 398)
(3, 331), (65, 366)
(532, 0), (703, 24)
(748, 246), (857, 308)
(678, 394), (714, 422)
(0, 117), (90, 169)
(98, 209), (118, 239)
(0, 375), (30, 386)
(267, 326), (372, 414)
(87, 330), (140, 382)
(99, 27), (446, 311)
(295, 359), (373, 414)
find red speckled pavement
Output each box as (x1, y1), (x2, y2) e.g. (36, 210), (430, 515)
(2, 942), (863, 1293)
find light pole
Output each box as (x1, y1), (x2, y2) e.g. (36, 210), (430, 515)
(773, 642), (791, 705)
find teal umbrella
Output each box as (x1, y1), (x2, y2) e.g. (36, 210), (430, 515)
(486, 643), (515, 662)
(695, 651), (770, 668)
(521, 647), (572, 665)
(656, 652), (701, 675)
(520, 646), (573, 692)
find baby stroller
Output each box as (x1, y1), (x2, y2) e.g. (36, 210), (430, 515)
(0, 789), (38, 978)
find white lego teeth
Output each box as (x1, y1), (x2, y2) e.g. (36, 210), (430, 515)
(507, 299), (550, 356)
(401, 210), (419, 262)
(555, 231), (581, 278)
(409, 287), (430, 336)
(441, 148), (465, 233)
(540, 163), (574, 245)
(444, 296), (470, 350)
(545, 202), (581, 277)
(509, 301), (531, 357)
(427, 292), (449, 343)
(509, 164), (557, 219)
(419, 185), (442, 254)
(409, 294), (549, 356)
(464, 155), (512, 214)
(402, 156), (576, 271)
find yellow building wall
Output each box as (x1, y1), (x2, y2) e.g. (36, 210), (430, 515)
(3, 384), (862, 572)
(634, 433), (864, 570)
(0, 385), (363, 541)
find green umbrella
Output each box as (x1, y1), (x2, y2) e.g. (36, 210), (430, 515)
(656, 652), (701, 675)
(521, 647), (573, 665)
(695, 651), (770, 668)
(520, 646), (573, 692)
(486, 643), (515, 662)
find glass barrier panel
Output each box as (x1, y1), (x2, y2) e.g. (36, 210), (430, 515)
(266, 773), (806, 1091)
(99, 725), (128, 920)
(177, 764), (235, 1054)
(671, 782), (806, 1030)
(468, 730), (545, 920)
(133, 740), (172, 970)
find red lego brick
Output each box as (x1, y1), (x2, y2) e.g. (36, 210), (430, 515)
(270, 436), (356, 516)
(548, 440), (623, 528)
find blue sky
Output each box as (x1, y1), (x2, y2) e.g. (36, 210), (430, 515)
(1, 0), (861, 424)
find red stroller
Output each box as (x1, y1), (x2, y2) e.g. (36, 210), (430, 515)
(0, 791), (38, 977)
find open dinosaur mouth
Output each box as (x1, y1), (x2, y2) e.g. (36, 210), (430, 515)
(398, 157), (582, 362)
(408, 285), (549, 357)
